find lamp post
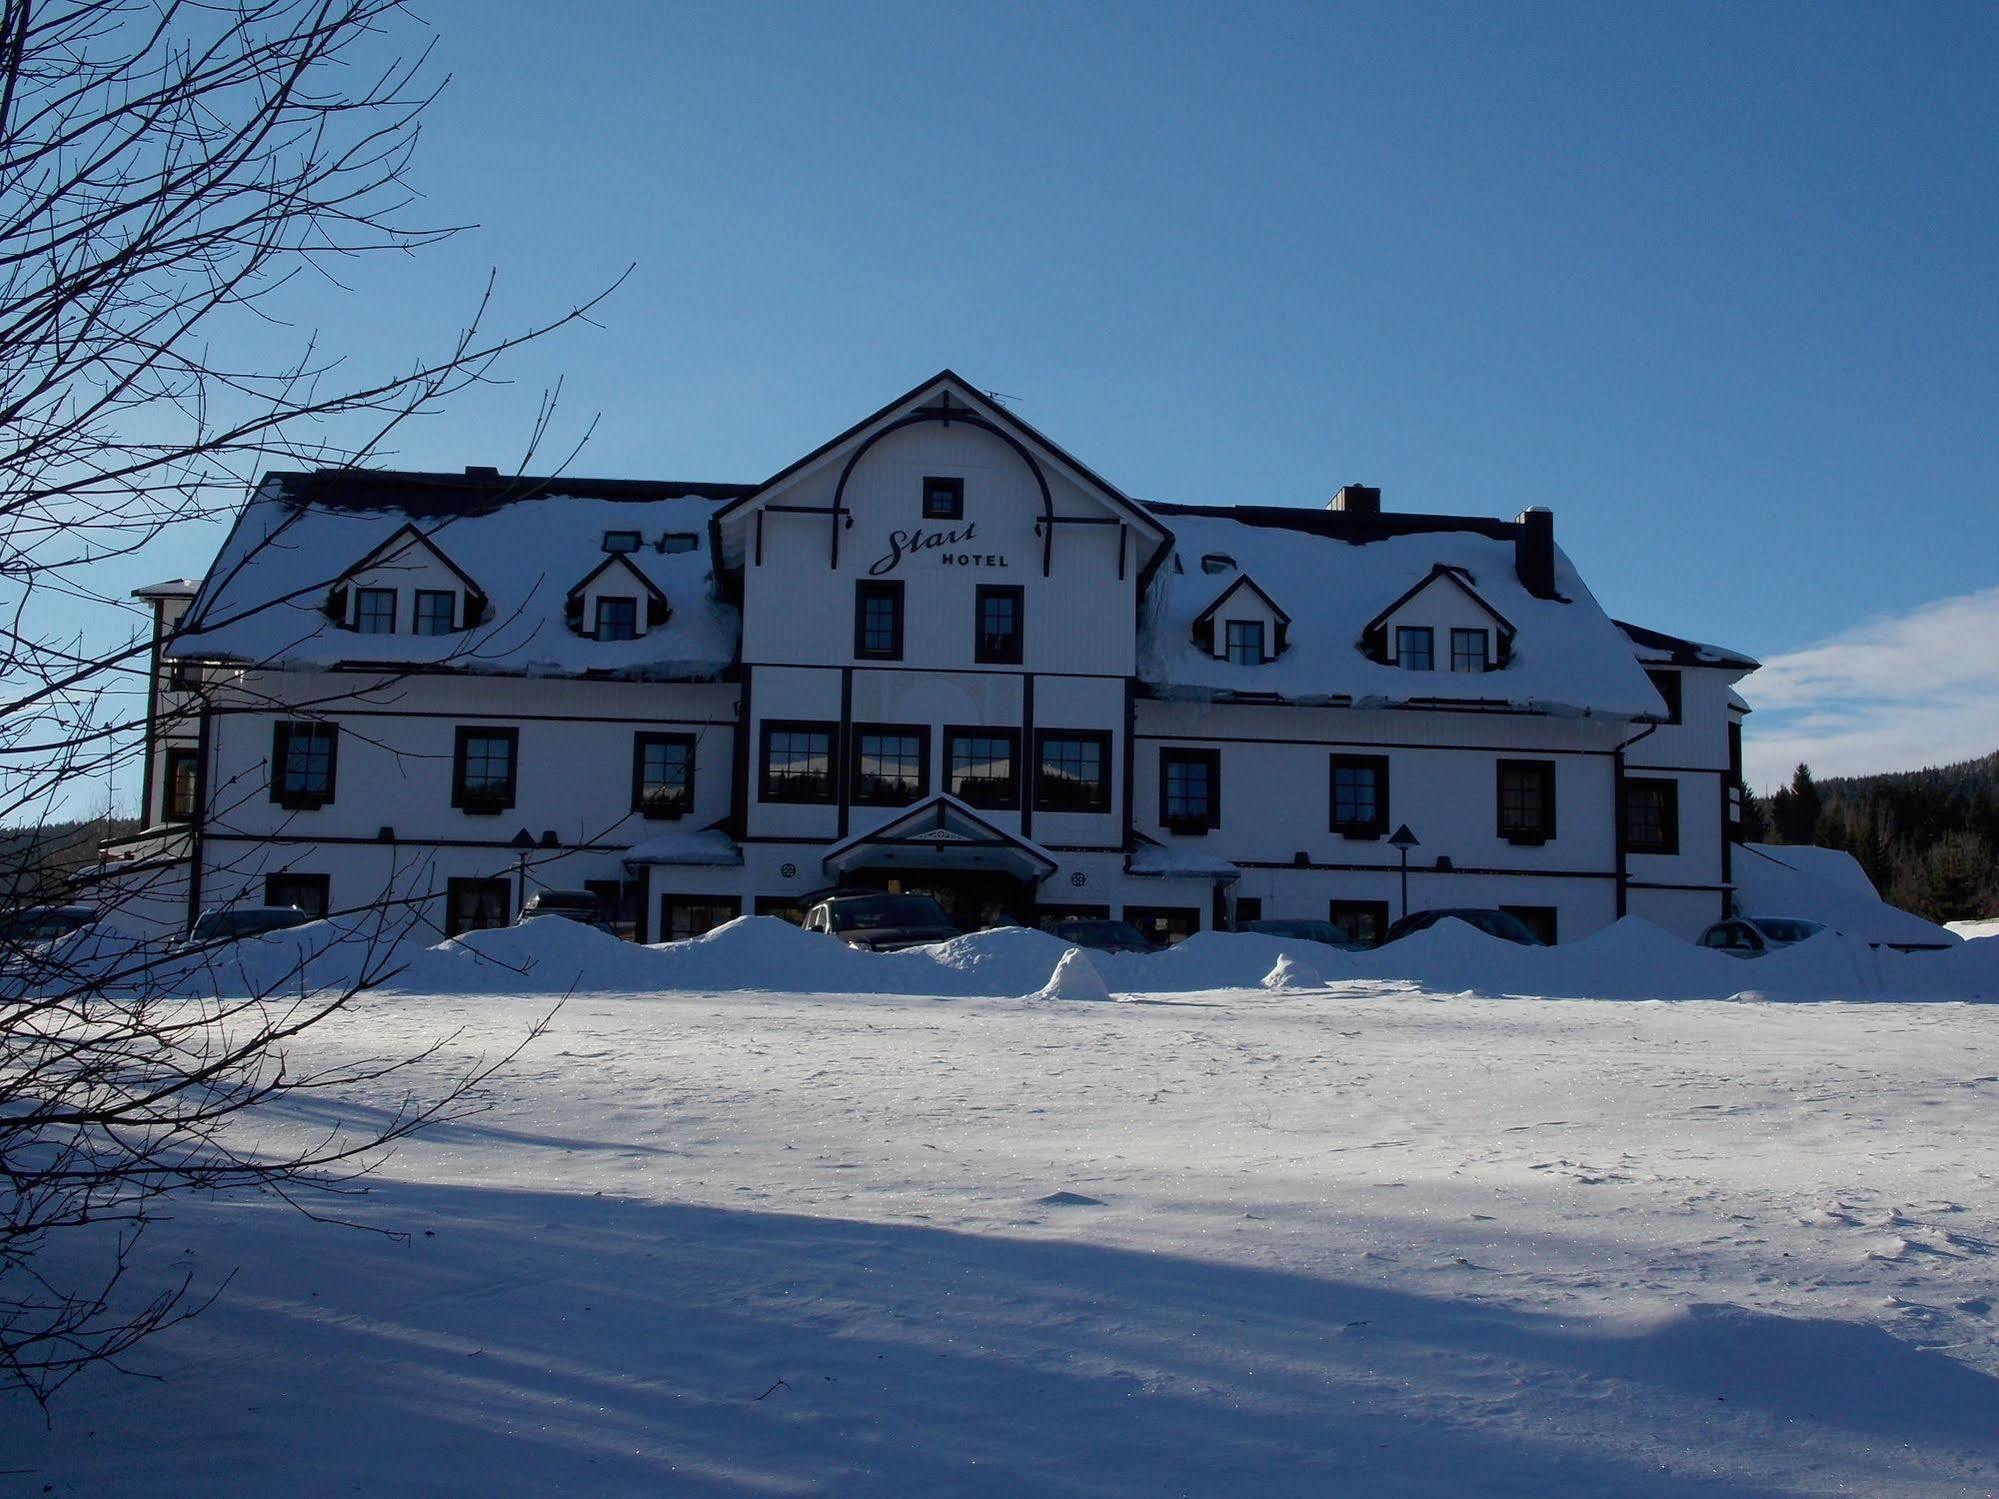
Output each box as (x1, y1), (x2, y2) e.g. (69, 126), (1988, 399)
(1388, 823), (1420, 921)
(509, 827), (535, 920)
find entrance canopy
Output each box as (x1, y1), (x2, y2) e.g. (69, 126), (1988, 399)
(822, 794), (1059, 884)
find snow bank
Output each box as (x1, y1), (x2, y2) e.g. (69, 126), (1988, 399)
(1261, 953), (1325, 991)
(1034, 948), (1114, 1002)
(1948, 918), (1999, 941)
(1734, 843), (1957, 949)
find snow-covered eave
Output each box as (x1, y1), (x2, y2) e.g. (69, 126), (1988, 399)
(165, 650), (740, 684)
(1125, 834), (1241, 882)
(623, 827), (744, 869)
(1135, 680), (1655, 719)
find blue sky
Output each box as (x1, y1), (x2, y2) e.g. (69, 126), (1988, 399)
(94, 1), (1999, 798)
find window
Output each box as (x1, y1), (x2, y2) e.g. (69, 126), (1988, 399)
(976, 585), (1023, 665)
(922, 475), (964, 520)
(1124, 905), (1199, 946)
(1159, 747), (1220, 832)
(445, 877), (511, 937)
(1451, 629), (1489, 673)
(754, 896), (807, 926)
(633, 733), (694, 819)
(945, 727), (1020, 810)
(1225, 620), (1266, 666)
(852, 724), (929, 806)
(354, 587), (396, 634)
(760, 721), (837, 804)
(1232, 897), (1263, 928)
(413, 590), (455, 636)
(1500, 905), (1559, 946)
(1395, 626), (1433, 670)
(1497, 759), (1556, 842)
(164, 747), (199, 822)
(659, 895), (741, 942)
(585, 879), (642, 940)
(1623, 777), (1680, 855)
(270, 721), (337, 809)
(1647, 669), (1683, 724)
(1330, 899), (1390, 948)
(603, 530), (641, 553)
(854, 580), (904, 660)
(1200, 553), (1236, 575)
(452, 727), (518, 812)
(596, 596), (638, 641)
(265, 873), (329, 920)
(1034, 729), (1113, 814)
(662, 532), (699, 554)
(1329, 754), (1389, 838)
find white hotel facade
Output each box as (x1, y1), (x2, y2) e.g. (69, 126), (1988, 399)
(112, 371), (1758, 947)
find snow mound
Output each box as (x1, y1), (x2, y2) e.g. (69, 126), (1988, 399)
(894, 926), (1082, 999)
(1034, 947), (1113, 1003)
(1948, 918), (1999, 942)
(1262, 953), (1325, 991)
(1734, 844), (1957, 949)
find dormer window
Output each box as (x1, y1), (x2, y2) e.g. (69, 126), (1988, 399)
(1225, 621), (1266, 666)
(1395, 626), (1434, 671)
(603, 530), (641, 554)
(1201, 553), (1237, 575)
(1450, 628), (1489, 672)
(413, 590), (455, 636)
(922, 476), (964, 520)
(661, 532), (699, 554)
(354, 588), (396, 635)
(596, 597), (638, 641)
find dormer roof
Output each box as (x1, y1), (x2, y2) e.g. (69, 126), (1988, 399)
(564, 552), (669, 611)
(337, 522), (487, 599)
(1191, 573), (1291, 656)
(1360, 563), (1516, 643)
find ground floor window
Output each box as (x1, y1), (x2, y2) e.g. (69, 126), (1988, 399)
(446, 877), (511, 937)
(659, 894), (741, 942)
(1036, 903), (1109, 926)
(1124, 905), (1199, 946)
(585, 878), (643, 940)
(265, 872), (329, 919)
(1500, 904), (1559, 945)
(1331, 899), (1390, 948)
(754, 896), (806, 926)
(1232, 896), (1263, 927)
(1622, 777), (1679, 855)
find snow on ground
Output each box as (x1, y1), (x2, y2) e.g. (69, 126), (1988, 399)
(7, 925), (1999, 1495)
(1948, 917), (1999, 942)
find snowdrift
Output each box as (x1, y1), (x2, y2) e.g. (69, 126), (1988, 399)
(1734, 843), (1958, 949)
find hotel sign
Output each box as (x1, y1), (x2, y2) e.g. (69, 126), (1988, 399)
(868, 522), (1011, 577)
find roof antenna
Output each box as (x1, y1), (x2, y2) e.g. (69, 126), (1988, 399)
(985, 389), (1020, 408)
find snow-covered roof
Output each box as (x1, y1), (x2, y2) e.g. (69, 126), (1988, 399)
(169, 472), (740, 680)
(1138, 511), (1669, 718)
(132, 578), (201, 599)
(1616, 619), (1759, 671)
(1126, 836), (1241, 881)
(622, 827), (744, 867)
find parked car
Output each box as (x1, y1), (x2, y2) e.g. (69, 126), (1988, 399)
(517, 889), (619, 934)
(802, 892), (960, 952)
(1041, 917), (1155, 953)
(1697, 916), (1826, 957)
(178, 905), (315, 948)
(0, 904), (99, 944)
(1381, 908), (1544, 946)
(1238, 917), (1365, 950)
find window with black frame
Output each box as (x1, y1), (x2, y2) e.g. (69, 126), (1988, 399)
(164, 746), (199, 821)
(633, 733), (694, 818)
(1395, 625), (1433, 670)
(413, 590), (455, 635)
(945, 729), (1019, 809)
(445, 877), (510, 937)
(596, 596), (638, 641)
(761, 722), (836, 803)
(1225, 620), (1265, 665)
(852, 725), (927, 806)
(854, 580), (903, 660)
(1646, 669), (1683, 724)
(976, 585), (1023, 664)
(1035, 730), (1112, 813)
(1497, 759), (1556, 842)
(1160, 747), (1220, 832)
(1622, 777), (1679, 854)
(1331, 900), (1390, 947)
(922, 476), (964, 520)
(271, 722), (337, 809)
(1451, 628), (1489, 672)
(353, 587), (396, 634)
(452, 727), (518, 812)
(1329, 754), (1388, 837)
(265, 872), (330, 919)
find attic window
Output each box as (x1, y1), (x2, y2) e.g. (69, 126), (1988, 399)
(1200, 553), (1236, 575)
(661, 533), (698, 554)
(603, 530), (641, 554)
(1225, 621), (1266, 666)
(922, 476), (964, 520)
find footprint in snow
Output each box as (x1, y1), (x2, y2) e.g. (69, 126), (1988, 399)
(1037, 1191), (1106, 1207)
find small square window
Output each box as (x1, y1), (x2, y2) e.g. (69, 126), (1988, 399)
(603, 530), (642, 554)
(1396, 626), (1433, 671)
(1330, 900), (1390, 948)
(354, 587), (396, 635)
(1225, 621), (1265, 666)
(265, 873), (330, 920)
(661, 532), (699, 554)
(1451, 628), (1489, 672)
(413, 590), (455, 636)
(1500, 905), (1559, 946)
(446, 877), (511, 937)
(922, 476), (964, 520)
(596, 597), (638, 641)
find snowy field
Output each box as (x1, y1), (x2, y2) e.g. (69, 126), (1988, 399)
(7, 921), (1999, 1496)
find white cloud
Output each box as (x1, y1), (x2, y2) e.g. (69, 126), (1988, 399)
(1742, 585), (1999, 791)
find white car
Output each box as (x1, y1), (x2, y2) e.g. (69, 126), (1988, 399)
(1697, 916), (1826, 957)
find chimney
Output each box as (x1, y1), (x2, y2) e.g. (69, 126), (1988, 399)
(1514, 507), (1555, 598)
(1328, 484), (1380, 517)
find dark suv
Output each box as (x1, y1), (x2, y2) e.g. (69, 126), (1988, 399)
(802, 892), (960, 952)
